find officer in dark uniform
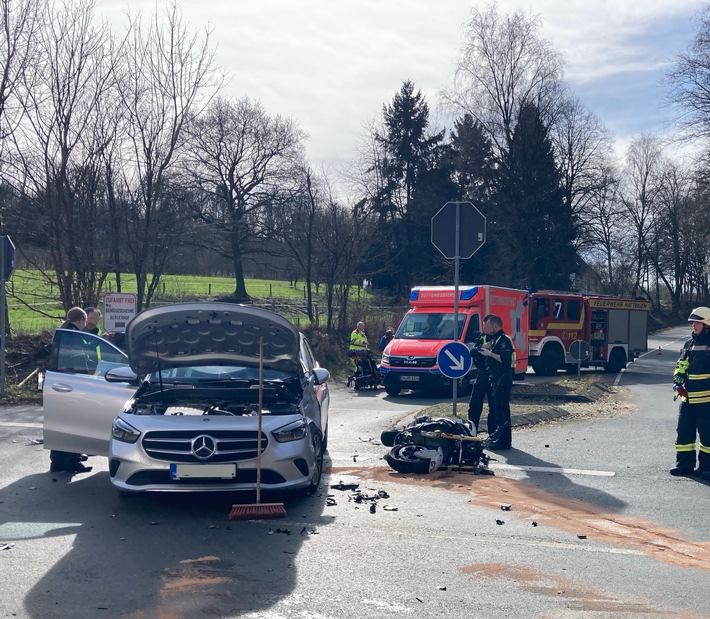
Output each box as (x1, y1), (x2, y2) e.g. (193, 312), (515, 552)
(478, 314), (515, 450)
(467, 314), (493, 435)
(671, 307), (710, 479)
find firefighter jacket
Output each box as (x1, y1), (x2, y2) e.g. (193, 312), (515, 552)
(349, 329), (368, 353)
(488, 329), (516, 388)
(674, 328), (710, 404)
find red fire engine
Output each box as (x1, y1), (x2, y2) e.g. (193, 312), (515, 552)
(528, 291), (650, 375)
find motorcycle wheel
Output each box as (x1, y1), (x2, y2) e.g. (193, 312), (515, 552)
(380, 430), (400, 447)
(384, 444), (442, 474)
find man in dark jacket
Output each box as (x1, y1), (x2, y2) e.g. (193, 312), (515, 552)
(671, 307), (710, 479)
(467, 314), (493, 435)
(478, 314), (515, 450)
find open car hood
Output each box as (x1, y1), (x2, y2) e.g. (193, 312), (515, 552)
(125, 303), (301, 376)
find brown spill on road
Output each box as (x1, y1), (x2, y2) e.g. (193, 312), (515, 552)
(330, 465), (710, 573)
(463, 563), (704, 618)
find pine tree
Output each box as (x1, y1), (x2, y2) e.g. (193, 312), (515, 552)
(495, 103), (575, 290)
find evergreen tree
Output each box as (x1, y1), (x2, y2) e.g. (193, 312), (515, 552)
(495, 103), (575, 290)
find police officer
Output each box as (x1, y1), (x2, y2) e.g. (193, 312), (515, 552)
(478, 314), (516, 450)
(670, 307), (710, 479)
(467, 314), (494, 435)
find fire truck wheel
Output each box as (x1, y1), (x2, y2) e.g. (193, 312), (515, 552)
(534, 347), (562, 376)
(605, 348), (627, 374)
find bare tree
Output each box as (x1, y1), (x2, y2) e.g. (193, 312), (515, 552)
(551, 95), (614, 246)
(185, 96), (305, 301)
(619, 134), (666, 299)
(582, 161), (631, 294)
(442, 2), (564, 156)
(0, 0), (41, 142)
(10, 0), (118, 311)
(667, 5), (710, 142)
(114, 0), (220, 310)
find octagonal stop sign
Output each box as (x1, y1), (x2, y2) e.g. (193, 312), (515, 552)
(431, 201), (486, 259)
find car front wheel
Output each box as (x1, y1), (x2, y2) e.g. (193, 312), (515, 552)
(304, 430), (323, 496)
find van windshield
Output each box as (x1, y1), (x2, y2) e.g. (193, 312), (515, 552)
(396, 312), (466, 340)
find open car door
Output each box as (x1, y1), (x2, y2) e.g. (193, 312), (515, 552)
(43, 329), (138, 457)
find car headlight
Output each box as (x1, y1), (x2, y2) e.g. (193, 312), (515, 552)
(272, 419), (307, 443)
(111, 417), (141, 444)
(382, 352), (389, 364)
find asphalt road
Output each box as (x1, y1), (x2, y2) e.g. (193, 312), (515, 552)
(0, 325), (708, 618)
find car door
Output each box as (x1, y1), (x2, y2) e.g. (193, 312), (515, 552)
(299, 336), (329, 434)
(43, 329), (138, 457)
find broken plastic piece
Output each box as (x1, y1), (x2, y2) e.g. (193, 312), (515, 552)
(501, 504), (512, 511)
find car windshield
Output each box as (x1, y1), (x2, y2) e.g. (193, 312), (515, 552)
(153, 365), (293, 383)
(395, 312), (466, 340)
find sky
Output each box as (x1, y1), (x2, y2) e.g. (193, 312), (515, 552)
(95, 0), (708, 170)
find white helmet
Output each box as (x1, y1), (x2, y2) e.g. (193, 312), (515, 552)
(413, 446), (444, 473)
(688, 307), (710, 326)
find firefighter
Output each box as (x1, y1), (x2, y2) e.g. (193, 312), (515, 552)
(478, 314), (516, 450)
(467, 314), (494, 435)
(670, 307), (710, 479)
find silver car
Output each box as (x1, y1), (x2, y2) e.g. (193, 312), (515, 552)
(43, 303), (330, 495)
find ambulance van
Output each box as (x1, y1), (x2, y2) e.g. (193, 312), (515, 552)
(379, 285), (529, 396)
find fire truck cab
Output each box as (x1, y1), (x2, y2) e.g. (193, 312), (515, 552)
(379, 285), (529, 397)
(528, 291), (650, 375)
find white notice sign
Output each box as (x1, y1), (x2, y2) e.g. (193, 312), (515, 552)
(103, 293), (137, 332)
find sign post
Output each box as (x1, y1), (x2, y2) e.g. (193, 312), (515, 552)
(431, 202), (486, 415)
(569, 339), (591, 378)
(0, 236), (15, 396)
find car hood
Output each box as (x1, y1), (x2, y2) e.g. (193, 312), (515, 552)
(126, 303), (301, 376)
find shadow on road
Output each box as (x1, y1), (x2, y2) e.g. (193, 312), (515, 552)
(2, 463), (332, 618)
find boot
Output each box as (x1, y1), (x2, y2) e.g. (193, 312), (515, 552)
(669, 466), (697, 476)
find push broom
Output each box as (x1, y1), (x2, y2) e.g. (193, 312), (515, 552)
(229, 336), (287, 520)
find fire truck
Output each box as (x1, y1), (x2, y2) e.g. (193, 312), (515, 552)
(528, 291), (650, 375)
(379, 285), (529, 397)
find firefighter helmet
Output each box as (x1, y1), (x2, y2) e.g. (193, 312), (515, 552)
(688, 307), (710, 326)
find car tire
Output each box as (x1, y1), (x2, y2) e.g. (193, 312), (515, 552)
(304, 430), (324, 496)
(385, 386), (401, 397)
(49, 450), (66, 472)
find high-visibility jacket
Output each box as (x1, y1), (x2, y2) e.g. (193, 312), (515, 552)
(350, 329), (368, 353)
(674, 329), (710, 404)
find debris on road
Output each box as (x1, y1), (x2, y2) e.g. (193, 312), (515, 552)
(501, 503), (512, 511)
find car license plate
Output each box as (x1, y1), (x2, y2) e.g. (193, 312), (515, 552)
(170, 463), (236, 479)
(400, 375), (419, 382)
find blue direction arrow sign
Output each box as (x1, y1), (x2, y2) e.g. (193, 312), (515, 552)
(437, 342), (472, 379)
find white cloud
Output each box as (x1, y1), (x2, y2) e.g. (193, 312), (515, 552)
(95, 0), (707, 168)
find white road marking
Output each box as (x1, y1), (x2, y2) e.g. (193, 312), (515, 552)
(490, 463), (615, 477)
(0, 421), (42, 429)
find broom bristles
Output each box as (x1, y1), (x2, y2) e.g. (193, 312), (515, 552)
(228, 502), (286, 520)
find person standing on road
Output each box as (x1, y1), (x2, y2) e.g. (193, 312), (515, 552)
(670, 307), (710, 480)
(478, 314), (515, 450)
(467, 314), (494, 435)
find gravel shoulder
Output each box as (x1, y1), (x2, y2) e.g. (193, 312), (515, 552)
(416, 373), (635, 430)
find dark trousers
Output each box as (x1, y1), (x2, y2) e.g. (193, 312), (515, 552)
(488, 378), (512, 447)
(675, 401), (710, 472)
(467, 372), (492, 433)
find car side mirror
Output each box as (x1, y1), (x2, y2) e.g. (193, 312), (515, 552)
(312, 367), (330, 385)
(105, 366), (140, 385)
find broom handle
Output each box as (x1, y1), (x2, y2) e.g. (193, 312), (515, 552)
(256, 337), (263, 505)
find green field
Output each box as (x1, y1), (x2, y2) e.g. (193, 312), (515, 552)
(6, 270), (363, 334)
